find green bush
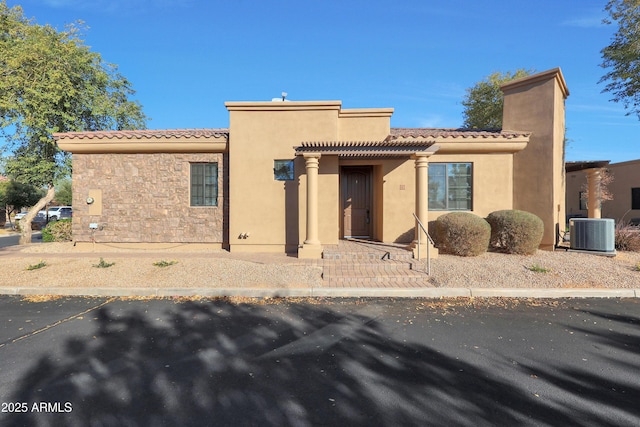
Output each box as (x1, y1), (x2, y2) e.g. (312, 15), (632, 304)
(42, 219), (72, 242)
(434, 212), (491, 257)
(486, 210), (543, 255)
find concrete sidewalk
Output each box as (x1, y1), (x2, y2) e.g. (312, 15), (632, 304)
(0, 285), (637, 299)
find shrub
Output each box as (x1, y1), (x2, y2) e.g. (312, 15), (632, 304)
(434, 212), (490, 257)
(528, 264), (550, 273)
(26, 260), (47, 271)
(486, 210), (544, 255)
(615, 221), (640, 251)
(153, 260), (178, 267)
(93, 258), (115, 268)
(42, 219), (72, 242)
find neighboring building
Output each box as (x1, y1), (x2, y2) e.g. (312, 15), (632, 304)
(566, 159), (640, 225)
(54, 68), (569, 258)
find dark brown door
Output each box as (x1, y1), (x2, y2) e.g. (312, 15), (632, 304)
(342, 167), (372, 238)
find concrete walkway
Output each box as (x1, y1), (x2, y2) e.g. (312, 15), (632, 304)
(0, 238), (638, 299)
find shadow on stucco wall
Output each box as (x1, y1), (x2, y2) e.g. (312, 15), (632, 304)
(393, 227), (414, 244)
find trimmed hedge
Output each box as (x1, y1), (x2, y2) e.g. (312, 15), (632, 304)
(434, 212), (490, 257)
(486, 210), (543, 255)
(42, 219), (72, 242)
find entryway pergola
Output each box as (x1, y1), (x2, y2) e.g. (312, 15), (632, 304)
(294, 140), (440, 258)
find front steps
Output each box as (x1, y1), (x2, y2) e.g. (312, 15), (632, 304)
(321, 240), (433, 287)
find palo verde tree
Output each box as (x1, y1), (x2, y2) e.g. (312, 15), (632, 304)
(461, 69), (534, 129)
(0, 1), (147, 243)
(600, 0), (640, 119)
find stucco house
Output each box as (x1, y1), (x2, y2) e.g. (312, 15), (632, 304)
(54, 68), (569, 258)
(566, 159), (640, 224)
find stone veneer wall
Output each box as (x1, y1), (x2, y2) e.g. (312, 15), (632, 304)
(72, 152), (226, 244)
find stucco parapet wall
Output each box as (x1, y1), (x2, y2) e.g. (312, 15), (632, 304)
(500, 67), (570, 98)
(54, 129), (229, 154)
(225, 100), (343, 111)
(339, 108), (394, 118)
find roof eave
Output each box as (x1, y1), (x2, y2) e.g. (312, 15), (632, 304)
(56, 136), (229, 154)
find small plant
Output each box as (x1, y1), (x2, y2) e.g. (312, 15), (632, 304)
(153, 260), (178, 268)
(528, 264), (549, 273)
(26, 260), (47, 271)
(634, 262), (640, 272)
(93, 258), (116, 268)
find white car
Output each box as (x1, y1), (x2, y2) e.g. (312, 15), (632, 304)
(45, 206), (72, 220)
(14, 211), (28, 221)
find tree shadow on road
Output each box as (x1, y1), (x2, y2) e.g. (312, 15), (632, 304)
(4, 298), (639, 426)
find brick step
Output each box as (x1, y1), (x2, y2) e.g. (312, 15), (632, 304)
(323, 275), (430, 285)
(322, 260), (418, 268)
(322, 262), (430, 281)
(322, 274), (429, 283)
(322, 250), (415, 261)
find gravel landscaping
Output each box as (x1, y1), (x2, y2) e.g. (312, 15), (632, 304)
(0, 241), (639, 290)
(428, 250), (640, 289)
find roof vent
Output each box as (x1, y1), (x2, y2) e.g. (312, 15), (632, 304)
(272, 92), (289, 102)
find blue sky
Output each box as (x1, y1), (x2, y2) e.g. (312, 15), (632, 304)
(9, 0), (640, 163)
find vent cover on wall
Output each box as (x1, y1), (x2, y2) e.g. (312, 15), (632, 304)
(570, 218), (615, 253)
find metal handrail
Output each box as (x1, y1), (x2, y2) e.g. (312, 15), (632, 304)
(413, 213), (434, 275)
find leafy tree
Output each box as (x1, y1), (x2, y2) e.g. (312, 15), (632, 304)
(461, 69), (534, 129)
(0, 1), (147, 243)
(54, 178), (73, 206)
(0, 180), (44, 224)
(600, 0), (640, 119)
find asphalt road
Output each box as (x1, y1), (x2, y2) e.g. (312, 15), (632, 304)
(0, 296), (638, 427)
(0, 232), (42, 248)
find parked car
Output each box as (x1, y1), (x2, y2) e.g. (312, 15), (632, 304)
(31, 213), (47, 230)
(45, 206), (72, 220)
(15, 212), (47, 230)
(14, 211), (28, 221)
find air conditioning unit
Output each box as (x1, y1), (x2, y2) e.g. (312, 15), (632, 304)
(570, 218), (615, 253)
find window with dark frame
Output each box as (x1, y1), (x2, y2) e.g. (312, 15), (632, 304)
(632, 188), (640, 210)
(428, 163), (472, 211)
(274, 160), (294, 181)
(579, 191), (588, 210)
(190, 163), (218, 206)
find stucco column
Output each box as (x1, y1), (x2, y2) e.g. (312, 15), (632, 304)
(410, 152), (438, 259)
(414, 153), (430, 242)
(586, 168), (602, 219)
(299, 153), (323, 258)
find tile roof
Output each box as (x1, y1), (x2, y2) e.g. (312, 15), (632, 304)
(53, 128), (229, 140)
(388, 128), (530, 140)
(53, 127), (527, 142)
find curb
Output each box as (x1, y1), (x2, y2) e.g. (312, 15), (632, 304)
(0, 287), (638, 299)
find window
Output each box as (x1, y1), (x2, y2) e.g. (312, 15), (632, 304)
(190, 163), (218, 206)
(632, 188), (640, 210)
(428, 163), (472, 210)
(579, 191), (587, 210)
(274, 160), (294, 181)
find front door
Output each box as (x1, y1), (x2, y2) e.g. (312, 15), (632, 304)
(342, 167), (372, 238)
